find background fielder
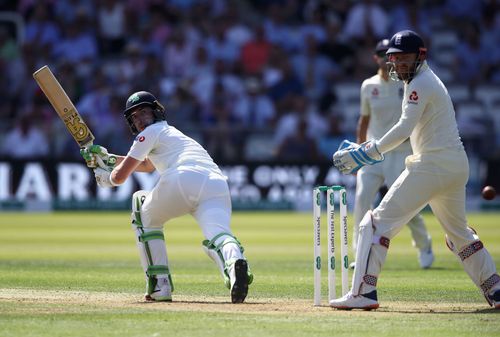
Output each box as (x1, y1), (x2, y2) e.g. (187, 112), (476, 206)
(353, 39), (433, 269)
(331, 30), (500, 310)
(81, 91), (253, 303)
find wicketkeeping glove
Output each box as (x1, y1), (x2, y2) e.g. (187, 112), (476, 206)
(80, 145), (117, 171)
(332, 139), (384, 175)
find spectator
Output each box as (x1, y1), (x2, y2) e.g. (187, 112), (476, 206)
(52, 14), (98, 64)
(273, 95), (327, 147)
(186, 46), (214, 80)
(454, 23), (490, 86)
(291, 34), (338, 100)
(118, 42), (147, 83)
(318, 19), (355, 77)
(97, 0), (127, 55)
(191, 59), (244, 109)
(163, 27), (197, 79)
(0, 26), (19, 61)
(342, 0), (389, 43)
(1, 114), (49, 159)
(275, 118), (321, 161)
(267, 59), (304, 104)
(263, 3), (296, 51)
(166, 81), (201, 130)
(233, 77), (276, 129)
(204, 16), (239, 65)
(240, 26), (272, 76)
(24, 3), (61, 51)
(299, 6), (327, 45)
(389, 0), (432, 42)
(443, 0), (484, 26)
(318, 113), (348, 160)
(224, 4), (254, 48)
(75, 71), (112, 139)
(203, 83), (241, 161)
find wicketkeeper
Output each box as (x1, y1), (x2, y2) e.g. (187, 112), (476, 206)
(331, 30), (500, 310)
(81, 91), (253, 303)
(352, 38), (434, 269)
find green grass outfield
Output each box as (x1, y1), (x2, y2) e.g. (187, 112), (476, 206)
(0, 211), (499, 337)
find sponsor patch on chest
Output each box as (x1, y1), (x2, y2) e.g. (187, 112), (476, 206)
(408, 90), (419, 104)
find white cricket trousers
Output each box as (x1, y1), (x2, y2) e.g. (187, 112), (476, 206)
(370, 149), (498, 293)
(140, 166), (234, 240)
(353, 148), (431, 253)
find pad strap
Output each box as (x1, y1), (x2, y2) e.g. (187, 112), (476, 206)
(204, 232), (245, 253)
(458, 240), (483, 261)
(481, 273), (500, 294)
(146, 265), (174, 294)
(139, 231), (165, 242)
(363, 275), (378, 286)
(147, 265), (170, 276)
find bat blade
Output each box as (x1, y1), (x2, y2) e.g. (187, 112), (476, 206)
(33, 65), (94, 148)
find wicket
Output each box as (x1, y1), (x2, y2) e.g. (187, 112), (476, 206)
(313, 185), (349, 306)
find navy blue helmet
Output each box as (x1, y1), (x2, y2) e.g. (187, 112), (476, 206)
(386, 30), (427, 82)
(386, 30), (426, 55)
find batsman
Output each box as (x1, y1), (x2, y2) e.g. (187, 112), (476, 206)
(81, 91), (253, 303)
(331, 30), (500, 310)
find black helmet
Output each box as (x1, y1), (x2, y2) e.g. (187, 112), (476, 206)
(386, 30), (426, 55)
(123, 91), (165, 135)
(386, 30), (427, 82)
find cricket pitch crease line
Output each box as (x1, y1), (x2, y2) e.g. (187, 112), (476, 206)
(0, 288), (489, 314)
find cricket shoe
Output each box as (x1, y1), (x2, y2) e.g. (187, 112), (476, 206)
(488, 289), (500, 309)
(418, 247), (434, 269)
(329, 290), (379, 310)
(145, 277), (172, 302)
(229, 259), (249, 303)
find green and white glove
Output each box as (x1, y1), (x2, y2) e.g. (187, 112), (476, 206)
(80, 145), (117, 171)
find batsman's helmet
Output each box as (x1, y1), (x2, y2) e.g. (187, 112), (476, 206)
(386, 30), (427, 82)
(123, 91), (166, 135)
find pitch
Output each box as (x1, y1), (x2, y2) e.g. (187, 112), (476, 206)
(0, 211), (499, 336)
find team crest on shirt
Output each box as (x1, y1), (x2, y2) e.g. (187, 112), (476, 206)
(408, 91), (419, 104)
(371, 87), (379, 96)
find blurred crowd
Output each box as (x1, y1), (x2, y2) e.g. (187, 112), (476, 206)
(0, 0), (499, 162)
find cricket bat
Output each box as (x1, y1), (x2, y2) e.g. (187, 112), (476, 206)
(33, 65), (95, 148)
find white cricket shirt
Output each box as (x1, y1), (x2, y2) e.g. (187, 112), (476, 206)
(127, 121), (222, 176)
(376, 61), (464, 155)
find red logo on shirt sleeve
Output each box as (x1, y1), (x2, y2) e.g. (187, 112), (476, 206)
(138, 136), (145, 142)
(409, 91), (419, 101)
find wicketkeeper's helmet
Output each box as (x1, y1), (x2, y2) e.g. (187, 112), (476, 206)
(123, 91), (166, 135)
(386, 30), (427, 82)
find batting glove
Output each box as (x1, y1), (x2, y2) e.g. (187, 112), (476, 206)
(93, 167), (119, 188)
(81, 145), (117, 171)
